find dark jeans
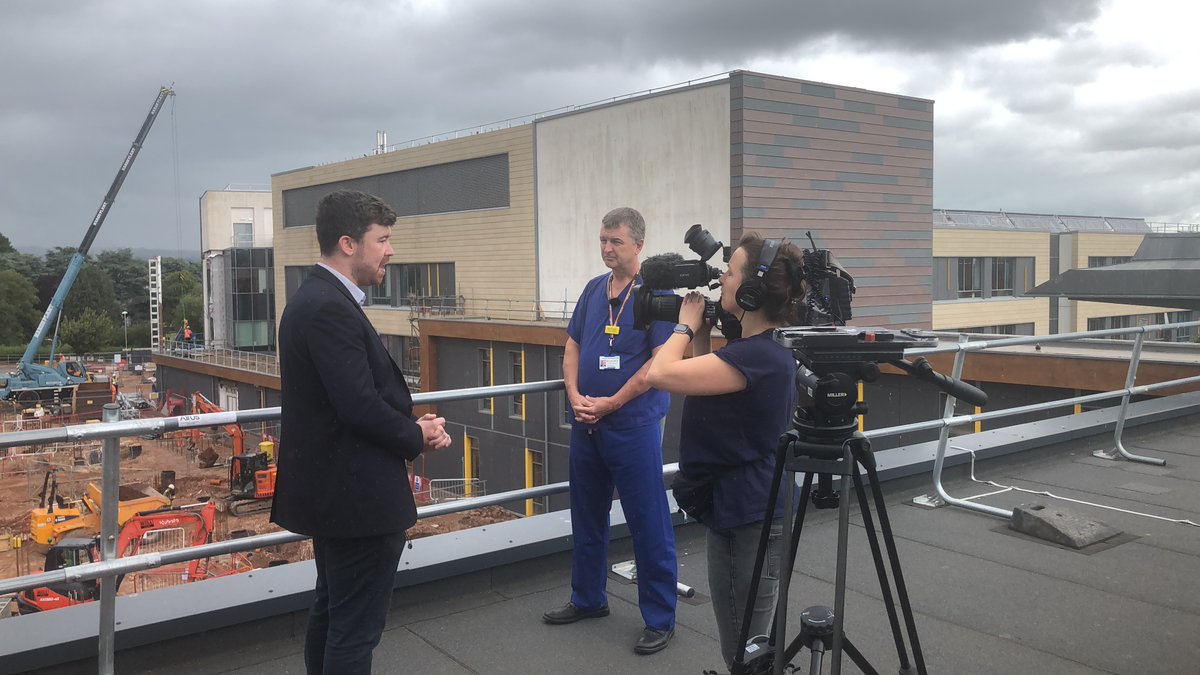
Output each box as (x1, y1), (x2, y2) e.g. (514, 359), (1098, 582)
(707, 518), (784, 668)
(305, 531), (407, 675)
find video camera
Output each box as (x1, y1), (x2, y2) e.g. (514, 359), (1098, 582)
(631, 224), (739, 336)
(631, 225), (859, 337)
(795, 231), (855, 326)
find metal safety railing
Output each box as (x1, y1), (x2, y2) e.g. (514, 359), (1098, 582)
(2, 322), (1200, 673)
(897, 321), (1200, 518)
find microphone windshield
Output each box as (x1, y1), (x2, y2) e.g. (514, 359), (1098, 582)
(640, 253), (685, 289)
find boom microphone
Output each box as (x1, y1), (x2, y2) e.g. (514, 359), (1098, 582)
(639, 253), (687, 289)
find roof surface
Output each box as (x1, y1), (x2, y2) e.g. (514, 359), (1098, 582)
(34, 409), (1200, 675)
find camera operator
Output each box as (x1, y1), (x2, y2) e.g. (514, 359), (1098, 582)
(647, 232), (805, 669)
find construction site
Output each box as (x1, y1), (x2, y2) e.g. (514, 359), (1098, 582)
(0, 361), (517, 618)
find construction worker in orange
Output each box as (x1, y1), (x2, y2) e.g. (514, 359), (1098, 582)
(182, 319), (193, 343)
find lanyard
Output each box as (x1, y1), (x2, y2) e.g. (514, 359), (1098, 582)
(606, 273), (636, 349)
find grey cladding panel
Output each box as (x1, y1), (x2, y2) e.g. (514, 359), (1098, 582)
(883, 116), (934, 132)
(836, 172), (899, 185)
(883, 194), (913, 204)
(772, 135), (811, 148)
(791, 116), (860, 132)
(843, 100), (876, 114)
(283, 154), (509, 227)
(801, 83), (837, 98)
(851, 153), (885, 165)
(810, 180), (845, 191)
(742, 98), (820, 117)
(897, 138), (934, 151)
(898, 98), (930, 112)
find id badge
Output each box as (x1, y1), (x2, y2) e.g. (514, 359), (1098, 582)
(599, 355), (621, 370)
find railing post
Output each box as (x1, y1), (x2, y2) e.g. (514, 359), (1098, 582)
(913, 335), (1011, 518)
(1093, 331), (1166, 465)
(98, 402), (120, 675)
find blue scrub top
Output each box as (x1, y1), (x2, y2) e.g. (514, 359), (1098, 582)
(567, 272), (672, 430)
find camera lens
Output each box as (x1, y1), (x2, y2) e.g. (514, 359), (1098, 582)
(632, 286), (683, 331)
(684, 224), (723, 262)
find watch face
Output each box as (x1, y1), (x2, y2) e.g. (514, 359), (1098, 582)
(674, 324), (688, 333)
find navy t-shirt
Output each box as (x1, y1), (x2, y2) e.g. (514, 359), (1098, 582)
(566, 272), (673, 430)
(678, 330), (797, 530)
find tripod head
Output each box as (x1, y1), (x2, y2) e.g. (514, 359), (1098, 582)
(775, 326), (987, 453)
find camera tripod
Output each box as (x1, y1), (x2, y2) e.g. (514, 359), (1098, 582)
(728, 420), (927, 675)
(716, 326), (986, 674)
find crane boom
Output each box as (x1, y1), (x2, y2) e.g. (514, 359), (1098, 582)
(5, 86), (175, 400)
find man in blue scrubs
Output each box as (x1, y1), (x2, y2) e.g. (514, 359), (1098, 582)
(542, 207), (677, 655)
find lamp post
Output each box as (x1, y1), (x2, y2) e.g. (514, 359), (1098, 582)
(121, 311), (129, 362)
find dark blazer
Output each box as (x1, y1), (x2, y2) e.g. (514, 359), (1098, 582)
(271, 265), (424, 538)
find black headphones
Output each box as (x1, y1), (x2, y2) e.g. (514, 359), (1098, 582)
(735, 238), (781, 312)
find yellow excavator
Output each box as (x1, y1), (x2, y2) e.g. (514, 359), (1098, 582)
(29, 470), (171, 552)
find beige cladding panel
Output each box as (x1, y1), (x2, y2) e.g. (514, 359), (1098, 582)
(271, 126), (536, 334)
(535, 84), (732, 304)
(1070, 232), (1144, 268)
(933, 298), (1048, 334)
(934, 230), (1051, 283)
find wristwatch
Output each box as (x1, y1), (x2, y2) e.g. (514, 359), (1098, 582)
(673, 323), (694, 341)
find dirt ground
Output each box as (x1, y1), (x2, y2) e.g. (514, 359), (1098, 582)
(0, 371), (519, 592)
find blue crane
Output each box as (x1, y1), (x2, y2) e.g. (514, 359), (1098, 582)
(1, 86), (175, 403)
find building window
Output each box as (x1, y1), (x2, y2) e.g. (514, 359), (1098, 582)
(465, 435), (480, 481)
(991, 257), (1015, 297)
(227, 247), (275, 349)
(282, 154), (510, 228)
(949, 323), (1035, 336)
(1088, 255), (1132, 268)
(557, 355), (571, 428)
(232, 207), (254, 248)
(354, 262), (457, 311)
(957, 257), (983, 298)
(510, 351), (525, 418)
(478, 348), (493, 414)
(284, 266), (312, 301)
(1089, 312), (1195, 341)
(365, 266), (393, 307)
(527, 447), (546, 515)
(233, 222), (253, 248)
(383, 334), (420, 385)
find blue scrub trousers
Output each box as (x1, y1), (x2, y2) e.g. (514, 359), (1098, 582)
(568, 422), (677, 631)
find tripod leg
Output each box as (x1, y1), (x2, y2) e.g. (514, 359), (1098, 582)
(829, 446), (853, 675)
(858, 455), (928, 675)
(839, 635), (881, 675)
(851, 469), (911, 671)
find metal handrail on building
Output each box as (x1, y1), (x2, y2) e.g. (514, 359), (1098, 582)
(2, 324), (1200, 673)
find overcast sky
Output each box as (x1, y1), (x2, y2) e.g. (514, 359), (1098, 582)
(2, 0), (1197, 255)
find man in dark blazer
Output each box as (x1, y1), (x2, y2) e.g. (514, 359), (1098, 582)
(272, 189), (452, 675)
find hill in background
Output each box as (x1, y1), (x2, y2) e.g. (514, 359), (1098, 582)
(16, 246), (200, 262)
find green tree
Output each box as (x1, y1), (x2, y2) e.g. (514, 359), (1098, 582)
(0, 232), (13, 254)
(95, 249), (149, 322)
(162, 268), (202, 337)
(62, 265), (118, 322)
(59, 308), (114, 355)
(0, 269), (39, 345)
(0, 249), (45, 280)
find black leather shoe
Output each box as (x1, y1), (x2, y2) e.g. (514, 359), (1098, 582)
(634, 627), (674, 655)
(542, 602), (610, 625)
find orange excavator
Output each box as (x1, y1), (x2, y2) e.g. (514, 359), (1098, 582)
(16, 500), (251, 613)
(191, 392), (276, 516)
